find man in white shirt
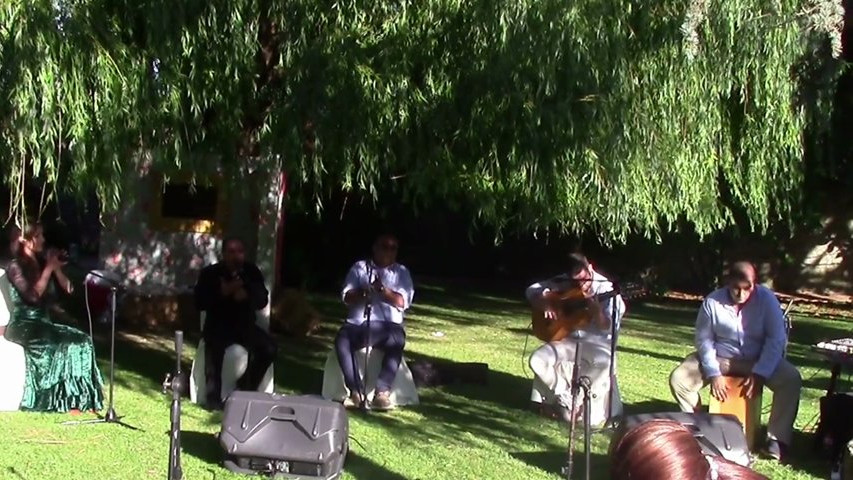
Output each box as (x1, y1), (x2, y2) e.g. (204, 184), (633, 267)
(669, 261), (801, 463)
(526, 253), (625, 425)
(336, 233), (414, 411)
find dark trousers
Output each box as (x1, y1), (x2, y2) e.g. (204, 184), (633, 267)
(204, 322), (277, 404)
(335, 322), (406, 394)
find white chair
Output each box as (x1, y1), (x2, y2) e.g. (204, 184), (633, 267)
(189, 311), (275, 405)
(321, 347), (419, 407)
(529, 339), (623, 427)
(0, 268), (26, 411)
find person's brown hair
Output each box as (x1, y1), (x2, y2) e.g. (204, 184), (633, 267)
(8, 219), (41, 258)
(610, 420), (769, 480)
(567, 252), (590, 277)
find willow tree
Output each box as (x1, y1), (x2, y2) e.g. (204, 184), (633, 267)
(0, 0), (846, 243)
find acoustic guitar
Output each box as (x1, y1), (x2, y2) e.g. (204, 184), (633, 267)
(530, 282), (645, 343)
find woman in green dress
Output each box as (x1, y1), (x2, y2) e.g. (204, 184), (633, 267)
(4, 221), (104, 412)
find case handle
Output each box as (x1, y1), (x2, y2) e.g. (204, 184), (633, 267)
(270, 405), (297, 421)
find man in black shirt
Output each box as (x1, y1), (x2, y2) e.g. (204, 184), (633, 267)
(194, 237), (276, 407)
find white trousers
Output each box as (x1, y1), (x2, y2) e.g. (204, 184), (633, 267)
(529, 335), (618, 426)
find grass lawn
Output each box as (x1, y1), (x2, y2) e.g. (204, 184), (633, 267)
(0, 281), (850, 480)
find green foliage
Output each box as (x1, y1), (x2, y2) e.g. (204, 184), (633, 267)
(0, 0), (845, 242)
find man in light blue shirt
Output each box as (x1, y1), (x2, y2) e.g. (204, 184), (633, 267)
(669, 261), (801, 463)
(335, 232), (414, 411)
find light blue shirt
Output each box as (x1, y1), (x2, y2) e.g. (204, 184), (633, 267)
(341, 260), (414, 325)
(525, 270), (626, 339)
(695, 285), (787, 379)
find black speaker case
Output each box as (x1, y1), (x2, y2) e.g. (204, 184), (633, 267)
(618, 411), (752, 466)
(219, 392), (349, 479)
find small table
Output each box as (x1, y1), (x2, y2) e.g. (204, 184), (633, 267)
(814, 338), (853, 458)
(814, 338), (853, 397)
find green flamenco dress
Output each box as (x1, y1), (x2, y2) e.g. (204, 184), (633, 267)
(4, 264), (104, 413)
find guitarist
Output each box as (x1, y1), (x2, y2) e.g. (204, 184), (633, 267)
(526, 253), (625, 424)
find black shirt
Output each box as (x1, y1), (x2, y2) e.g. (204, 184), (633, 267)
(193, 262), (269, 336)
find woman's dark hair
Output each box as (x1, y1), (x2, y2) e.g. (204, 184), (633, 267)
(610, 420), (769, 480)
(8, 219), (41, 258)
(3, 226), (18, 260)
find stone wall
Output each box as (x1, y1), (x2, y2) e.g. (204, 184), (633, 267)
(98, 155), (285, 330)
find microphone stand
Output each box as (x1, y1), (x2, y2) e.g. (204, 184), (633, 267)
(63, 268), (138, 430)
(562, 341), (592, 480)
(605, 285), (621, 430)
(162, 331), (185, 480)
(355, 261), (374, 412)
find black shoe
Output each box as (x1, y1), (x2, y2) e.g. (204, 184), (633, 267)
(765, 439), (789, 464)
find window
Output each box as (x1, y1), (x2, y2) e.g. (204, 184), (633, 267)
(149, 174), (226, 234)
(160, 182), (219, 221)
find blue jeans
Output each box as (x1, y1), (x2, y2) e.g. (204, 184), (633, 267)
(334, 322), (406, 394)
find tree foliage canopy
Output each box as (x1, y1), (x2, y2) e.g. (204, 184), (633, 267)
(0, 0), (846, 242)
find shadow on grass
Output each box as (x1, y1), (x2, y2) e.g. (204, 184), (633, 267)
(769, 428), (832, 478)
(621, 399), (676, 416)
(181, 430), (222, 466)
(618, 345), (685, 364)
(403, 350), (533, 412)
(89, 320), (334, 403)
(181, 431), (412, 480)
(352, 391), (563, 453)
(510, 450), (610, 479)
(345, 452), (411, 480)
(90, 333), (182, 399)
(4, 467), (26, 480)
(788, 321), (853, 352)
(331, 348), (565, 453)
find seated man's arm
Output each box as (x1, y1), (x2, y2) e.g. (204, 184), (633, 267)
(752, 290), (786, 379)
(341, 263), (365, 306)
(695, 300), (722, 378)
(525, 276), (564, 305)
(243, 264), (269, 311)
(194, 266), (218, 312)
(386, 266), (413, 311)
(525, 282), (547, 304)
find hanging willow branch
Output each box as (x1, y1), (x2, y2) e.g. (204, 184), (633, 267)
(0, 0), (845, 243)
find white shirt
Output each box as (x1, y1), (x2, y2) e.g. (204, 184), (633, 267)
(341, 260), (414, 325)
(525, 269), (626, 339)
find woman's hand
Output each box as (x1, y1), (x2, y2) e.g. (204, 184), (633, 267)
(47, 249), (73, 294)
(46, 249), (65, 270)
